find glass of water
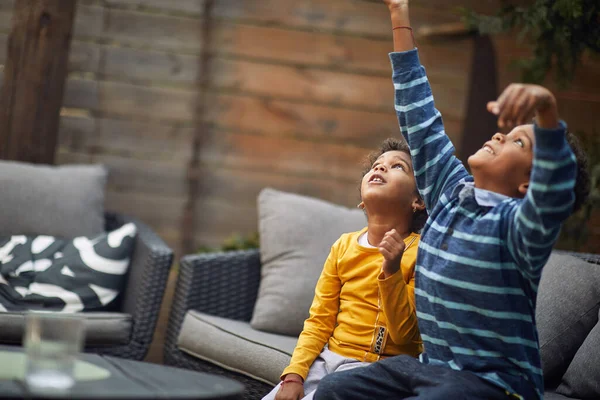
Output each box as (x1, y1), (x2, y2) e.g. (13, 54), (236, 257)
(23, 312), (85, 394)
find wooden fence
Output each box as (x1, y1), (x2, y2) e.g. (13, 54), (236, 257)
(0, 0), (598, 255)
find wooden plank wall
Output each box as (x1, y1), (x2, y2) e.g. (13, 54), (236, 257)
(0, 0), (597, 255)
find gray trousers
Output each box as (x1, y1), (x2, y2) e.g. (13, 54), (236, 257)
(262, 348), (370, 400)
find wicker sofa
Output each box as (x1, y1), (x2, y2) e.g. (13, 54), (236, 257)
(0, 212), (174, 361)
(164, 249), (600, 400)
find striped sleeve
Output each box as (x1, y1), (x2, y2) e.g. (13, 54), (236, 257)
(506, 121), (577, 277)
(389, 50), (469, 211)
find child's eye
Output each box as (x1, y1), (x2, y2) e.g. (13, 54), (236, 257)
(393, 164), (405, 170)
(514, 139), (524, 148)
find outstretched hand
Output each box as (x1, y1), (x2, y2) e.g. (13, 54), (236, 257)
(379, 229), (406, 278)
(487, 83), (558, 129)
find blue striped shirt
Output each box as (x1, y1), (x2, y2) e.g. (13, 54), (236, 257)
(390, 50), (577, 399)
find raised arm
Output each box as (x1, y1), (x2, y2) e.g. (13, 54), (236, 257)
(383, 0), (469, 211)
(507, 123), (576, 277)
(494, 84), (578, 276)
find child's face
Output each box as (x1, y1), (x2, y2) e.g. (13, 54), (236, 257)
(468, 124), (534, 197)
(361, 150), (419, 209)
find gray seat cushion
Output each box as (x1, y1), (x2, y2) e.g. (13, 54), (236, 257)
(0, 161), (106, 239)
(556, 307), (600, 399)
(177, 310), (297, 385)
(0, 312), (132, 346)
(544, 391), (577, 400)
(536, 253), (600, 384)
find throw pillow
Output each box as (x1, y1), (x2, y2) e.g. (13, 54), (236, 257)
(0, 223), (137, 312)
(0, 160), (107, 238)
(251, 188), (366, 336)
(536, 253), (600, 385)
(556, 307), (600, 399)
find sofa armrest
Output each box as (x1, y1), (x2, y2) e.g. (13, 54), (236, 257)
(165, 249), (261, 356)
(553, 250), (600, 266)
(105, 212), (174, 359)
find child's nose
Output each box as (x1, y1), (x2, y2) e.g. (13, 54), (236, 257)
(492, 133), (505, 143)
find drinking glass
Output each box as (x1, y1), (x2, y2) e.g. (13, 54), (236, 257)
(23, 312), (85, 394)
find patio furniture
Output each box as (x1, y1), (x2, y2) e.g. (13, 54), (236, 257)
(0, 344), (243, 399)
(164, 248), (600, 400)
(164, 249), (272, 399)
(0, 212), (174, 361)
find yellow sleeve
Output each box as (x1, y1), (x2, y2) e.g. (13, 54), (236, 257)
(281, 241), (342, 380)
(377, 241), (421, 347)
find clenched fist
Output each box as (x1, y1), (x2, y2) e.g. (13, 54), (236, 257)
(379, 229), (406, 278)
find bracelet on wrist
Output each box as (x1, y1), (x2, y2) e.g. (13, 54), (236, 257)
(392, 26), (416, 47)
(281, 379), (303, 387)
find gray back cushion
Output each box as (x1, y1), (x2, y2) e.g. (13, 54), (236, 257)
(556, 307), (600, 399)
(0, 161), (106, 238)
(250, 188), (366, 336)
(536, 253), (600, 385)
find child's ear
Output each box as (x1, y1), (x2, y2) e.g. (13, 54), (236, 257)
(518, 182), (529, 196)
(412, 197), (425, 212)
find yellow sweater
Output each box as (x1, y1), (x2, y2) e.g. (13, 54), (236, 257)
(282, 227), (423, 380)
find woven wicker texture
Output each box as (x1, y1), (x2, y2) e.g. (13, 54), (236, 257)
(164, 250), (269, 399)
(87, 212), (174, 360)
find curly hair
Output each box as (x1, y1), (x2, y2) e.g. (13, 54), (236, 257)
(361, 137), (428, 233)
(566, 132), (591, 214)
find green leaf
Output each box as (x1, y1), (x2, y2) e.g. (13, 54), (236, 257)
(463, 0), (599, 87)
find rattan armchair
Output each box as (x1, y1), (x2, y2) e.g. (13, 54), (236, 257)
(164, 249), (270, 399)
(88, 212), (174, 360)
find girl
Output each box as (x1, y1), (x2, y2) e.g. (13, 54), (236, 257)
(263, 137), (426, 400)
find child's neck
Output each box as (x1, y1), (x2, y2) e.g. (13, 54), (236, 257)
(366, 216), (411, 247)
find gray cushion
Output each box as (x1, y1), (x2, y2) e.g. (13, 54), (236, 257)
(177, 310), (297, 385)
(544, 391), (577, 400)
(536, 253), (600, 384)
(251, 188), (366, 336)
(0, 312), (132, 346)
(556, 307), (600, 399)
(0, 161), (106, 238)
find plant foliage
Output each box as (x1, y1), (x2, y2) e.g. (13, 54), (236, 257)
(196, 232), (260, 253)
(461, 0), (600, 86)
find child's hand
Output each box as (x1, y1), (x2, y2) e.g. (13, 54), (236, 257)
(382, 0), (409, 11)
(487, 83), (559, 129)
(380, 229), (406, 278)
(275, 375), (304, 400)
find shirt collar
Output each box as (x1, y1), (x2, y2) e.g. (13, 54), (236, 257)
(463, 182), (511, 207)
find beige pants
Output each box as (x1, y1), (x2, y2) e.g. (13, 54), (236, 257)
(262, 347), (370, 400)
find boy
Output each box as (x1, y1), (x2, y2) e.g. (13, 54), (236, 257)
(313, 1), (590, 399)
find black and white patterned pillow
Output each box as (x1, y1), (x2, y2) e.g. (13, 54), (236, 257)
(0, 223), (136, 312)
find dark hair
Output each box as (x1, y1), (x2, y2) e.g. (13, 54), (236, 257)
(566, 132), (590, 214)
(361, 137), (428, 233)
